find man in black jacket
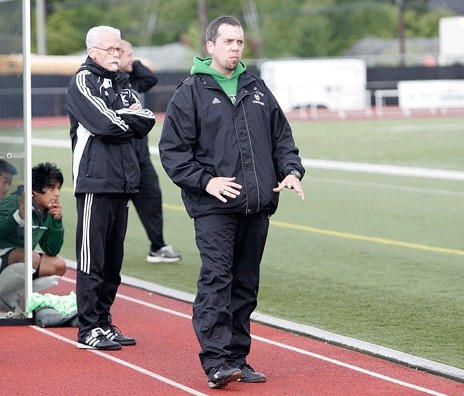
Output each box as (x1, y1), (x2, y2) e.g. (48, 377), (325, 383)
(119, 40), (181, 264)
(160, 16), (305, 389)
(66, 26), (155, 350)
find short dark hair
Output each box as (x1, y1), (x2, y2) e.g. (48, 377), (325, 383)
(0, 159), (17, 176)
(206, 16), (242, 43)
(32, 162), (63, 194)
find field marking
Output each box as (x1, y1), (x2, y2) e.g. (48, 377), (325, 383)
(163, 203), (464, 257)
(309, 176), (464, 197)
(57, 276), (448, 396)
(31, 138), (463, 255)
(302, 159), (464, 181)
(31, 325), (209, 396)
(25, 137), (464, 180)
(271, 220), (464, 257)
(379, 123), (463, 133)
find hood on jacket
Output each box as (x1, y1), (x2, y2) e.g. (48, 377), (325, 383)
(190, 57), (246, 103)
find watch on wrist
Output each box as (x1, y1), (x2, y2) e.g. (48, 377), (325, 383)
(288, 169), (302, 180)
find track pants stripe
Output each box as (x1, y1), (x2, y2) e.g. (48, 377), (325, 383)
(80, 193), (93, 274)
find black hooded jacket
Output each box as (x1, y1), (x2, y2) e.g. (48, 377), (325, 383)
(66, 57), (156, 194)
(159, 71), (304, 218)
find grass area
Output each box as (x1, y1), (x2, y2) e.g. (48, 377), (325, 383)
(30, 116), (464, 369)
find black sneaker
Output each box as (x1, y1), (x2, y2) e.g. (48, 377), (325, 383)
(101, 324), (136, 346)
(207, 365), (242, 389)
(77, 327), (122, 350)
(237, 364), (267, 383)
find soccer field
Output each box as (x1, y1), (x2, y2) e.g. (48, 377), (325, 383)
(32, 116), (464, 369)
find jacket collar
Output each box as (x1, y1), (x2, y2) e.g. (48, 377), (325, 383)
(198, 71), (256, 91)
(78, 56), (129, 83)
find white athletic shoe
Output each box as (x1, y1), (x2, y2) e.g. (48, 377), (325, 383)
(146, 245), (181, 263)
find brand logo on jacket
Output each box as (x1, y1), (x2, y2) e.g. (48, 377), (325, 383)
(120, 89), (131, 107)
(252, 92), (264, 106)
(102, 78), (113, 89)
(212, 97), (221, 104)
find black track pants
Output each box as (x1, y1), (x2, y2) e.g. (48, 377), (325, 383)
(75, 193), (129, 338)
(192, 212), (269, 373)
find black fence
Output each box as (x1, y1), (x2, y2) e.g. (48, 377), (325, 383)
(366, 64), (464, 106)
(1, 64), (464, 118)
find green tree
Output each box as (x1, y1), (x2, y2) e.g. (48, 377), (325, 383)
(36, 0), (457, 62)
(404, 7), (454, 37)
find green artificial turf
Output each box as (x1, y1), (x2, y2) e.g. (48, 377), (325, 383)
(30, 116), (464, 369)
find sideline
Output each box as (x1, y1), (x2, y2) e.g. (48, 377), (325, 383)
(64, 259), (464, 384)
(4, 135), (463, 180)
(59, 270), (452, 395)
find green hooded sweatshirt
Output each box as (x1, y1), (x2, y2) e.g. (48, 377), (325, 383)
(190, 57), (246, 105)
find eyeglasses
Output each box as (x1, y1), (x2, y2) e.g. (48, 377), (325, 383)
(92, 46), (124, 55)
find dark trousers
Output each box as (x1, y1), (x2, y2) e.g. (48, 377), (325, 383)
(75, 193), (129, 338)
(132, 137), (165, 252)
(193, 212), (270, 373)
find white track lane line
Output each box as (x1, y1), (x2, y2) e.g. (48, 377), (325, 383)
(31, 326), (209, 396)
(252, 335), (447, 396)
(55, 276), (448, 395)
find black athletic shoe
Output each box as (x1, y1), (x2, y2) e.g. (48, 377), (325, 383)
(207, 365), (242, 389)
(237, 364), (267, 383)
(101, 324), (136, 346)
(77, 327), (122, 350)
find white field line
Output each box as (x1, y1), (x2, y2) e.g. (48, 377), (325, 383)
(378, 123), (462, 133)
(6, 136), (462, 181)
(52, 276), (448, 396)
(309, 176), (464, 197)
(302, 159), (464, 181)
(31, 326), (209, 396)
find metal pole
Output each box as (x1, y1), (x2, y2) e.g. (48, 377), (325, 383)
(198, 0), (207, 57)
(23, 0), (33, 319)
(36, 0), (46, 55)
(397, 0), (405, 66)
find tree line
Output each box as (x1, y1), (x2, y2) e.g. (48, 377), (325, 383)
(34, 0), (455, 59)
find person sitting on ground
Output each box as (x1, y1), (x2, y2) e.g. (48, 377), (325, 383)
(0, 162), (67, 279)
(0, 159), (17, 201)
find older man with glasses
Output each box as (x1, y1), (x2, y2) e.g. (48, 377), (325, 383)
(66, 26), (155, 350)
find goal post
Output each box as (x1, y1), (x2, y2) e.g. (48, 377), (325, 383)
(0, 0), (33, 324)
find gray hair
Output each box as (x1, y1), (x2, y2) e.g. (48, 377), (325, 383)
(86, 26), (121, 49)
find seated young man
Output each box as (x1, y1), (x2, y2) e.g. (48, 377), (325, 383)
(0, 162), (66, 279)
(0, 159), (17, 201)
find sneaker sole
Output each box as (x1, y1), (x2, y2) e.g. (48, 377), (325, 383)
(208, 370), (242, 389)
(77, 342), (122, 350)
(146, 256), (181, 263)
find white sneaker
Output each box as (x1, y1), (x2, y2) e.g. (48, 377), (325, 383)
(146, 245), (181, 263)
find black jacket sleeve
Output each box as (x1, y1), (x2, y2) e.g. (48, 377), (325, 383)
(129, 60), (158, 93)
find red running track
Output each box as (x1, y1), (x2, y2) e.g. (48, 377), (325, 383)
(2, 270), (464, 396)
